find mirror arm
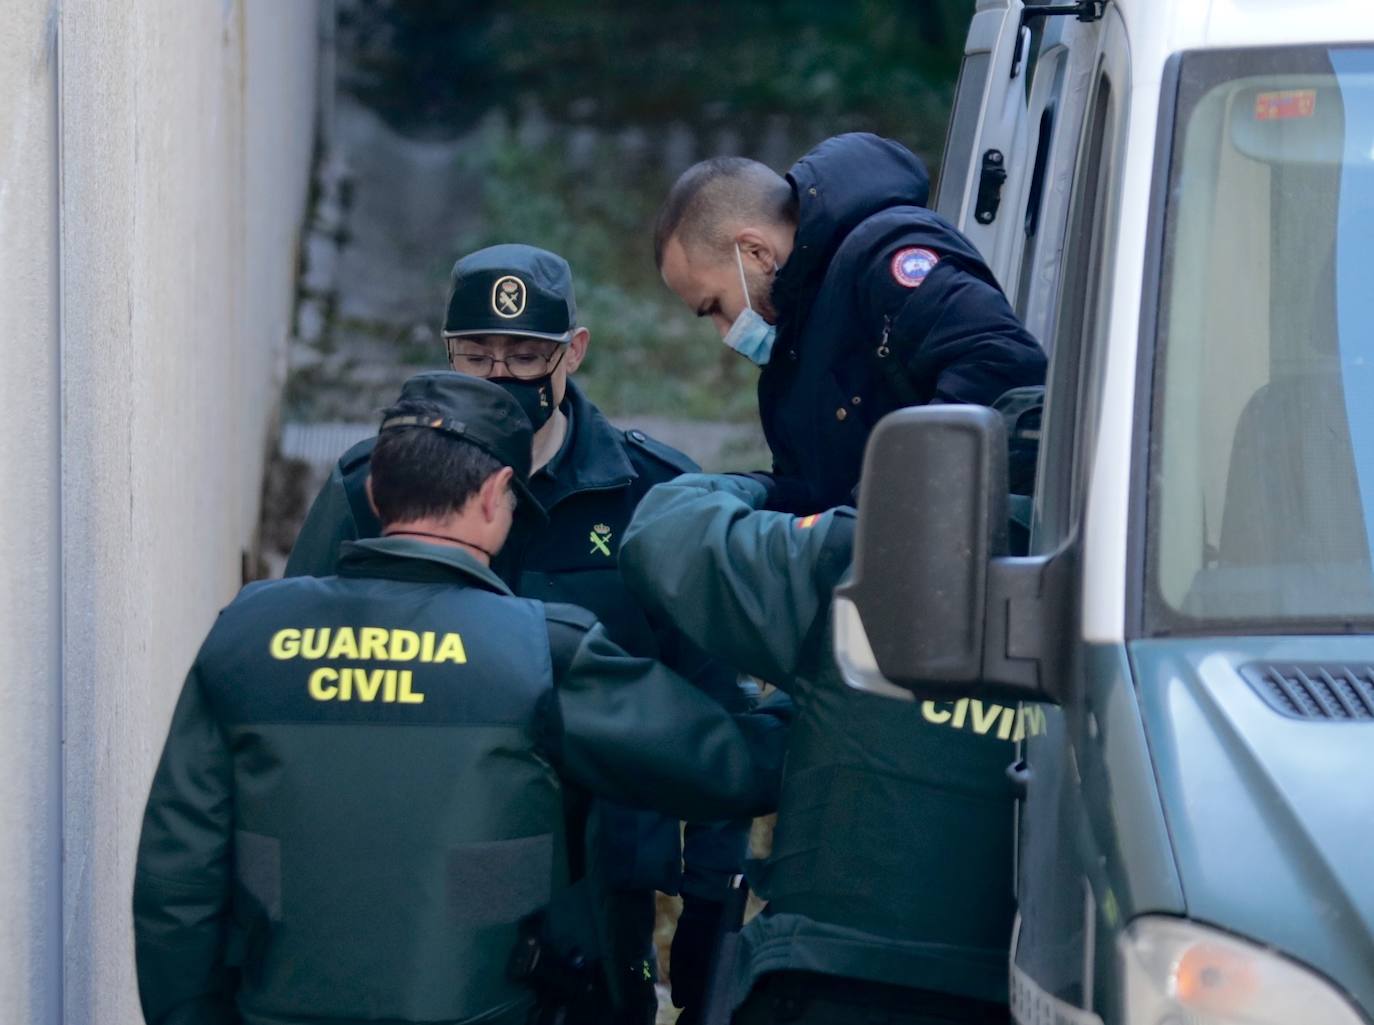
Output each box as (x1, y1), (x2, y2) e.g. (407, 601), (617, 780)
(980, 548), (1074, 704)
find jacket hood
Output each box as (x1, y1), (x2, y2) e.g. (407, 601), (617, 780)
(773, 133), (931, 315)
(1133, 638), (1374, 1014)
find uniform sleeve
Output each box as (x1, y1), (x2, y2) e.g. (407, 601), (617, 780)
(283, 462), (359, 578)
(653, 628), (753, 895)
(132, 666), (237, 1025)
(542, 611), (788, 823)
(860, 247), (1047, 407)
(622, 442), (757, 893)
(619, 473), (848, 688)
(624, 434), (757, 713)
(680, 818), (751, 900)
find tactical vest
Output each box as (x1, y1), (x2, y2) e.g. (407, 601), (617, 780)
(747, 617), (1020, 1001)
(197, 571), (566, 1024)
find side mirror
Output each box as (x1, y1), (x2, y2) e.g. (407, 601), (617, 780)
(834, 406), (1065, 705)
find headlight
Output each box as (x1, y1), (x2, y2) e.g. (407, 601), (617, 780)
(1120, 917), (1365, 1025)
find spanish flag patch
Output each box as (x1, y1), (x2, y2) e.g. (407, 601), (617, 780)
(795, 514), (821, 530)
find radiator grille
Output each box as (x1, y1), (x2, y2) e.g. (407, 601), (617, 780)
(1241, 663), (1374, 720)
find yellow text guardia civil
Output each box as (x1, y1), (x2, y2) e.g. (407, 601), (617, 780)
(268, 626), (470, 704)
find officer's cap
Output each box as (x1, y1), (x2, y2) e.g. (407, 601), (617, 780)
(443, 244), (577, 343)
(380, 372), (547, 520)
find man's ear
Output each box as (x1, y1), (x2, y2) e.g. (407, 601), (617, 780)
(734, 228), (776, 272)
(479, 466), (516, 522)
(564, 327), (590, 374)
(364, 474), (379, 517)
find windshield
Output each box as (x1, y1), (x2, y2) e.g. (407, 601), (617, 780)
(1149, 46), (1374, 631)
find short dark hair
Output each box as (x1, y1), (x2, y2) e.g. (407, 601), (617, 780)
(653, 157), (796, 268)
(369, 399), (505, 526)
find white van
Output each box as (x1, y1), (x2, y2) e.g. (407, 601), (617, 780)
(838, 2), (1374, 1023)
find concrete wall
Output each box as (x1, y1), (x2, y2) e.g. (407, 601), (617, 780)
(0, 5), (63, 1023)
(0, 2), (319, 1022)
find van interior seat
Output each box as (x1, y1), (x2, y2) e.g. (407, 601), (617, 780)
(1189, 369), (1374, 617)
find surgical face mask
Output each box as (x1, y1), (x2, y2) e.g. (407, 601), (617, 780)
(723, 244), (777, 367)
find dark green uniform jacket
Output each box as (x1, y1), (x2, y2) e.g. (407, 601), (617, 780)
(620, 475), (1019, 1009)
(284, 380), (748, 902)
(133, 537), (784, 1025)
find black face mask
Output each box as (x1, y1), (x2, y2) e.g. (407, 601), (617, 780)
(491, 348), (566, 431)
(493, 375), (556, 431)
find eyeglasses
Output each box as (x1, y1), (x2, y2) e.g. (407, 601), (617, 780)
(444, 337), (564, 380)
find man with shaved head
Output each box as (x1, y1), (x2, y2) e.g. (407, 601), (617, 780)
(655, 133), (1046, 512)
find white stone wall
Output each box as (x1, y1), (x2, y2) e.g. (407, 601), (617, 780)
(0, 2), (319, 1022)
(0, 5), (63, 1023)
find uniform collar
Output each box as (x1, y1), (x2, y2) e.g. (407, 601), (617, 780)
(336, 535), (514, 595)
(531, 378), (637, 510)
(535, 395), (579, 482)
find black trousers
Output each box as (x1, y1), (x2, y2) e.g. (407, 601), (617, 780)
(601, 889), (659, 1025)
(530, 891), (658, 1025)
(733, 972), (1010, 1025)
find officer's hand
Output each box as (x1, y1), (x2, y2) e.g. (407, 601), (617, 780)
(722, 472), (817, 514)
(669, 895), (725, 1014)
(696, 472), (769, 508)
(754, 688), (794, 724)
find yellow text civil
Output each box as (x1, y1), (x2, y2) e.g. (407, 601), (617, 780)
(307, 666), (426, 704)
(920, 699), (1047, 741)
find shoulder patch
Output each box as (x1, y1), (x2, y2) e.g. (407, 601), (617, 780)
(890, 246), (940, 288)
(623, 428), (700, 477)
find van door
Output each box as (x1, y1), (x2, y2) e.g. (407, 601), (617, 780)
(1008, 15), (1103, 349)
(934, 0), (1035, 288)
(1011, 7), (1133, 1023)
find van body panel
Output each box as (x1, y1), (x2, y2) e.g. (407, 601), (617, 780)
(1009, 18), (1100, 353)
(1112, 0), (1374, 65)
(1131, 638), (1374, 1011)
(1078, 4), (1146, 646)
(1199, 1), (1374, 51)
(1015, 643), (1181, 1017)
(1080, 643), (1182, 919)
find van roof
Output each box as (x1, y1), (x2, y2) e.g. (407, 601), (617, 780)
(1115, 0), (1374, 66)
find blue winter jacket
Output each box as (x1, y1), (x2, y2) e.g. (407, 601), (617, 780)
(761, 133), (1047, 509)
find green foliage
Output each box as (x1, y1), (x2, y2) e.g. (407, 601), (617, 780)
(347, 0), (972, 146)
(342, 0), (971, 420)
(485, 0), (968, 137)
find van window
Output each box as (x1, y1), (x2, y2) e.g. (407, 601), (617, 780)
(1148, 47), (1374, 630)
(1015, 97), (1059, 319)
(1036, 69), (1116, 551)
